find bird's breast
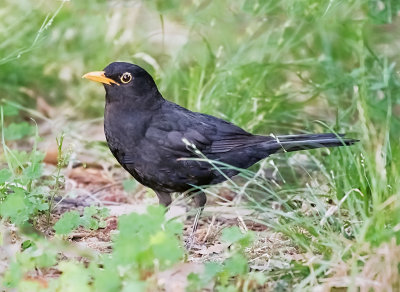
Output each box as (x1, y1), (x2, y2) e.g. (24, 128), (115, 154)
(104, 105), (149, 159)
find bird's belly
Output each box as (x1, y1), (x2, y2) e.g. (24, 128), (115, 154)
(122, 158), (199, 192)
(121, 152), (217, 193)
(105, 143), (192, 192)
(104, 122), (216, 192)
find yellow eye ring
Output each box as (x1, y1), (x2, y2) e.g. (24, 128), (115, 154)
(120, 72), (132, 83)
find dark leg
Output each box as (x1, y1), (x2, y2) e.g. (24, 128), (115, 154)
(155, 191), (172, 207)
(186, 191), (206, 249)
(192, 191), (206, 235)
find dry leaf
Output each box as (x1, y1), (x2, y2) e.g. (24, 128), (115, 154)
(195, 243), (228, 255)
(43, 142), (58, 165)
(157, 262), (207, 292)
(205, 206), (254, 219)
(36, 96), (54, 117)
(68, 167), (112, 185)
(106, 204), (147, 217)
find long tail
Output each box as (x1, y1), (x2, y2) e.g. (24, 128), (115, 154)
(268, 133), (358, 153)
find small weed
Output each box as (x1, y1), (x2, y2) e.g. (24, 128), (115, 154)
(188, 226), (265, 291)
(0, 107), (48, 227)
(3, 206), (185, 291)
(54, 206), (109, 235)
(46, 133), (70, 226)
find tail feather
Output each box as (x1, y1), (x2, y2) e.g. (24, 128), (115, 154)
(276, 133), (345, 141)
(269, 133), (358, 153)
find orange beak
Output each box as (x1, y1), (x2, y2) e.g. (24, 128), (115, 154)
(82, 71), (119, 86)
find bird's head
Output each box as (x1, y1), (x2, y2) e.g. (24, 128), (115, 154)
(82, 62), (160, 103)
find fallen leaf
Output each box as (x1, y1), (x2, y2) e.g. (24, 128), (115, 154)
(205, 206), (254, 219)
(218, 187), (236, 202)
(195, 243), (228, 255)
(157, 262), (208, 292)
(106, 204), (147, 217)
(68, 167), (112, 185)
(36, 96), (54, 118)
(43, 143), (58, 165)
(102, 188), (128, 203)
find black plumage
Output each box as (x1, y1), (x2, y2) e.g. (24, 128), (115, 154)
(83, 62), (358, 238)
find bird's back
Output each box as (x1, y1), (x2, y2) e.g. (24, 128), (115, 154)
(145, 101), (274, 184)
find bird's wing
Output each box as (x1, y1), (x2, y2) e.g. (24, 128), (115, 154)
(209, 135), (272, 153)
(149, 108), (272, 156)
(120, 104), (267, 164)
(187, 112), (273, 154)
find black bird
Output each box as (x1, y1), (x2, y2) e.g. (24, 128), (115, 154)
(83, 62), (357, 241)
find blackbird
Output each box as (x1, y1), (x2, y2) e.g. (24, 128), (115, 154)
(83, 62), (358, 241)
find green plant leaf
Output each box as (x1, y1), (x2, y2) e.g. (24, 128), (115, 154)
(0, 168), (12, 184)
(221, 226), (254, 248)
(3, 262), (22, 288)
(221, 226), (244, 243)
(122, 281), (147, 292)
(3, 122), (34, 141)
(203, 262), (223, 283)
(56, 262), (91, 292)
(224, 254), (248, 276)
(54, 211), (80, 235)
(80, 206), (109, 230)
(92, 266), (121, 292)
(0, 188), (33, 225)
(34, 251), (57, 268)
(3, 104), (19, 116)
(21, 240), (34, 251)
(23, 162), (43, 180)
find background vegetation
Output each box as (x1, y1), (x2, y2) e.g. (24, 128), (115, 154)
(1, 0), (400, 290)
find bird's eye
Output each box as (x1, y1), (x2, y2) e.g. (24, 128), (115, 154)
(120, 72), (132, 84)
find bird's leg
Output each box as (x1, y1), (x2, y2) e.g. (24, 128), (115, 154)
(155, 191), (172, 207)
(186, 191), (206, 249)
(192, 192), (206, 235)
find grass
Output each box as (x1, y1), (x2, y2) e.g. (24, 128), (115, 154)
(1, 0), (400, 290)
